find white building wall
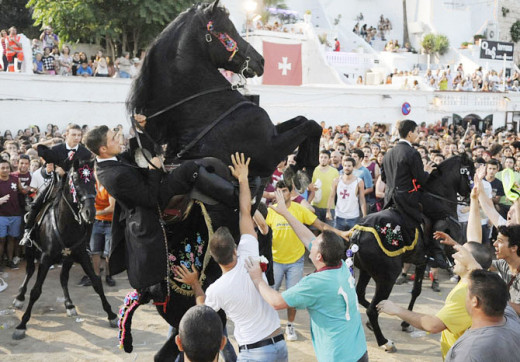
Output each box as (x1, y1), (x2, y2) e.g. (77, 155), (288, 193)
(1, 73), (518, 132)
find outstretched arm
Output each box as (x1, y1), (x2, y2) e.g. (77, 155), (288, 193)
(228, 153), (255, 237)
(467, 182), (482, 243)
(270, 190), (315, 250)
(377, 300), (446, 334)
(245, 257), (289, 310)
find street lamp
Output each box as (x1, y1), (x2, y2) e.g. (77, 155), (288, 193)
(244, 0), (257, 41)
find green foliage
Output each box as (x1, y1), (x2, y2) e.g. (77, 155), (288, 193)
(512, 21), (520, 43)
(0, 0), (39, 38)
(434, 34), (449, 55)
(474, 34), (486, 42)
(422, 33), (449, 55)
(421, 33), (436, 54)
(26, 0), (193, 55)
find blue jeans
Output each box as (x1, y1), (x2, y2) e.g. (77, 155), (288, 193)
(273, 256), (304, 291)
(238, 340), (288, 362)
(313, 207), (334, 226)
(89, 220), (112, 258)
(334, 216), (359, 231)
(119, 70), (131, 78)
(0, 216), (22, 238)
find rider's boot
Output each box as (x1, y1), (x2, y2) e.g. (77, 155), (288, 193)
(19, 185), (49, 246)
(193, 166), (261, 209)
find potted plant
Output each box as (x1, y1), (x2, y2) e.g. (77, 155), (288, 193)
(473, 34), (485, 45)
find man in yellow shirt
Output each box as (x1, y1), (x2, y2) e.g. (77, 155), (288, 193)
(266, 179), (346, 341)
(309, 150), (339, 226)
(377, 240), (492, 358)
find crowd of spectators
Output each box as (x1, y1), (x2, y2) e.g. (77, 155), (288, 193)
(2, 117), (520, 360)
(354, 64), (520, 92)
(1, 25), (143, 78)
(352, 14), (392, 45)
(422, 64), (520, 92)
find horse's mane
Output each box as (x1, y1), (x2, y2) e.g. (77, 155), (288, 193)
(126, 4), (205, 115)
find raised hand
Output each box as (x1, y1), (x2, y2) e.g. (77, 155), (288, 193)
(268, 189), (289, 216)
(228, 152), (250, 182)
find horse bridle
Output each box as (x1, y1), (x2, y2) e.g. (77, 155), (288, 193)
(130, 8), (256, 166)
(423, 162), (473, 206)
(61, 166), (96, 225)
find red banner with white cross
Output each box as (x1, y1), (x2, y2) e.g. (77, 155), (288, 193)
(262, 41), (302, 86)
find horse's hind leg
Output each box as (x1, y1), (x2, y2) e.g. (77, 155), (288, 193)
(59, 258), (77, 316)
(76, 250), (117, 326)
(401, 262), (427, 332)
(13, 246), (36, 309)
(154, 332), (180, 362)
(356, 268), (371, 309)
(12, 255), (52, 340)
(367, 280), (396, 352)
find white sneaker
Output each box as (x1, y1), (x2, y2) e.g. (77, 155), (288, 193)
(285, 324), (297, 341)
(450, 275), (460, 283)
(12, 257), (20, 265)
(0, 278), (7, 293)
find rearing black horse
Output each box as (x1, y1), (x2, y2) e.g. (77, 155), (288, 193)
(350, 154), (474, 352)
(127, 0), (322, 180)
(12, 159), (117, 340)
(118, 2), (321, 360)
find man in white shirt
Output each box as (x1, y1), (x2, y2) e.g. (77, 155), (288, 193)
(175, 153), (287, 361)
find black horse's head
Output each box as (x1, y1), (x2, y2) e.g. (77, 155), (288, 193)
(431, 153), (474, 199)
(457, 152), (475, 198)
(65, 159), (96, 224)
(199, 0), (264, 77)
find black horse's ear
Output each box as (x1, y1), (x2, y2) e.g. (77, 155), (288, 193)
(207, 0), (220, 14)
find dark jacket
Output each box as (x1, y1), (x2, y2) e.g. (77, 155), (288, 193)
(381, 141), (429, 226)
(51, 143), (92, 171)
(96, 152), (167, 290)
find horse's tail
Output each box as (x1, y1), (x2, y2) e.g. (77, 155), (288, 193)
(118, 290), (144, 353)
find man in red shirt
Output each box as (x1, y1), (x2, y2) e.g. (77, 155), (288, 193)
(11, 155), (32, 266)
(0, 159), (25, 269)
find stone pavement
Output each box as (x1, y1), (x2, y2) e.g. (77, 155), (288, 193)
(0, 257), (448, 361)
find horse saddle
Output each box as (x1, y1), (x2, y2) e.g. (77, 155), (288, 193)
(162, 157), (261, 224)
(352, 208), (420, 257)
(34, 180), (61, 228)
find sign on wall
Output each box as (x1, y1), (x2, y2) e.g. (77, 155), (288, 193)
(479, 40), (514, 61)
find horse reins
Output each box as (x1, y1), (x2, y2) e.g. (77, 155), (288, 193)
(130, 6), (255, 165)
(422, 163), (473, 206)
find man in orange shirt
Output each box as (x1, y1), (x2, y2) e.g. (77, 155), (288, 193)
(6, 27), (24, 72)
(78, 177), (116, 286)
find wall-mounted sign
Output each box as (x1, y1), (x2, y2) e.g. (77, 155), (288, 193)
(402, 102), (411, 116)
(480, 40), (514, 61)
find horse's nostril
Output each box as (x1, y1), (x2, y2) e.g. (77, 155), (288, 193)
(260, 58), (265, 66)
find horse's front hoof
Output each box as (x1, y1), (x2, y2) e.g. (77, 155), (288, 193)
(109, 317), (118, 328)
(381, 340), (397, 353)
(13, 298), (24, 309)
(12, 328), (26, 340)
(66, 308), (78, 317)
(365, 321), (373, 331)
